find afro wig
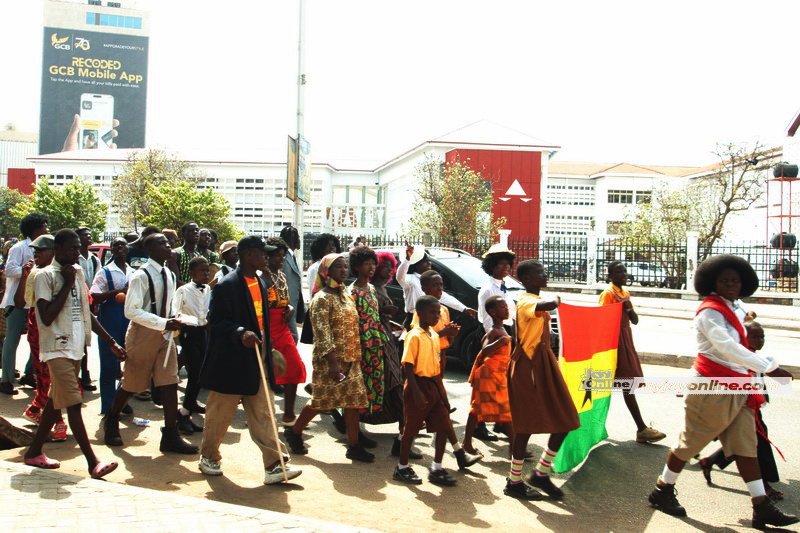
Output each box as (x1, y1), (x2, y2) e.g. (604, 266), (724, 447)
(481, 251), (515, 276)
(371, 250), (398, 283)
(694, 254), (758, 298)
(349, 245), (378, 276)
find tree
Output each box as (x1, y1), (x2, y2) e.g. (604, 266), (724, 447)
(112, 149), (200, 230)
(0, 187), (28, 238)
(140, 180), (243, 243)
(11, 178), (107, 237)
(405, 155), (507, 243)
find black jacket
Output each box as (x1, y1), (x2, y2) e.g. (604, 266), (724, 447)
(200, 267), (274, 395)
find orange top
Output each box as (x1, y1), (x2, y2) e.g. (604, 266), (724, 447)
(410, 305), (451, 350)
(245, 276), (264, 331)
(599, 283), (632, 308)
(401, 326), (441, 377)
(515, 292), (548, 359)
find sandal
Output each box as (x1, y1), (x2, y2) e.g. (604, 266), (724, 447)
(24, 454), (61, 469)
(767, 489), (784, 501)
(90, 461), (118, 479)
(698, 457), (713, 485)
(281, 417), (297, 427)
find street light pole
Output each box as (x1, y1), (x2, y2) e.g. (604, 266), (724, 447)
(293, 0), (306, 235)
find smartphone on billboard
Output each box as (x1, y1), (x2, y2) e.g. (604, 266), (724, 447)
(79, 93), (114, 149)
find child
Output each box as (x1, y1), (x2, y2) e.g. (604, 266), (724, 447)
(504, 260), (579, 501)
(698, 320), (783, 501)
(599, 262), (665, 443)
(411, 270), (482, 470)
(393, 295), (457, 486)
(22, 229), (123, 479)
(172, 256), (211, 433)
(463, 296), (513, 457)
(16, 235), (67, 441)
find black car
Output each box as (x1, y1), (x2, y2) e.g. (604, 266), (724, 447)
(364, 248), (559, 369)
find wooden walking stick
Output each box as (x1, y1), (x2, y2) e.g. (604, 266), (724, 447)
(254, 340), (289, 483)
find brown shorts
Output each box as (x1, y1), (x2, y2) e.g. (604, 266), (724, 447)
(121, 322), (179, 393)
(403, 377), (450, 434)
(672, 393), (757, 461)
(47, 357), (82, 410)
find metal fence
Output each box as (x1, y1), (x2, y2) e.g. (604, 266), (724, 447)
(708, 241), (798, 293)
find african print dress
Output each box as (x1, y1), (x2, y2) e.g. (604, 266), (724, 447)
(350, 283), (393, 422)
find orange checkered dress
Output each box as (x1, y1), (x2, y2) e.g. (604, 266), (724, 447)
(468, 341), (512, 423)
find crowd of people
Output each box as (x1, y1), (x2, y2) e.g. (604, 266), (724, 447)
(0, 215), (796, 528)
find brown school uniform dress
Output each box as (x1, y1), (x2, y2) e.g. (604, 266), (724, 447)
(401, 326), (450, 434)
(507, 292), (579, 435)
(598, 284), (644, 379)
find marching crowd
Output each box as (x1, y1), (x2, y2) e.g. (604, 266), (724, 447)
(0, 213), (797, 529)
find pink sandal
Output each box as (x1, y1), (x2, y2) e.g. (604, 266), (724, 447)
(90, 461), (118, 479)
(24, 454), (61, 469)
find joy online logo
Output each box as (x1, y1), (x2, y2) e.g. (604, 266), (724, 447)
(51, 33), (71, 50)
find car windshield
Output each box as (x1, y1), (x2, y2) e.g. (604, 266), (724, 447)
(435, 256), (524, 291)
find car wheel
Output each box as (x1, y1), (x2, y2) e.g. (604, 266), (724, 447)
(460, 326), (483, 370)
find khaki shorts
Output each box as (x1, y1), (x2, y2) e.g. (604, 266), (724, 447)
(672, 393), (757, 461)
(121, 322), (179, 393)
(47, 357), (82, 410)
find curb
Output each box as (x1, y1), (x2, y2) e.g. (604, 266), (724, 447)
(640, 352), (800, 379)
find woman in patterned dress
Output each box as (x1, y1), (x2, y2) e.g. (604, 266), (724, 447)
(284, 254), (374, 462)
(261, 237), (307, 426)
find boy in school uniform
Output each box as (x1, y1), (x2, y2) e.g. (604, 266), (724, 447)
(172, 256), (211, 432)
(22, 229), (123, 479)
(394, 295), (458, 486)
(504, 260), (579, 501)
(102, 233), (198, 455)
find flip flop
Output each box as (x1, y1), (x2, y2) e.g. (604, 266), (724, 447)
(767, 489), (784, 501)
(24, 454), (60, 469)
(90, 461), (118, 479)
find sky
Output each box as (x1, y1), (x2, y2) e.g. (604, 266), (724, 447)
(2, 0), (799, 167)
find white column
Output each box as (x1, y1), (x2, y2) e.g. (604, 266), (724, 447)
(586, 231), (597, 285)
(686, 231), (699, 291)
(498, 229), (511, 247)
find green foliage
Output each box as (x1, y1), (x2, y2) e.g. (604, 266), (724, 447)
(112, 148), (201, 230)
(0, 187), (28, 238)
(140, 180), (243, 243)
(11, 178), (107, 238)
(405, 155), (506, 242)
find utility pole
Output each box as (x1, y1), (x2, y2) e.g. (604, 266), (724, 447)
(293, 0), (306, 235)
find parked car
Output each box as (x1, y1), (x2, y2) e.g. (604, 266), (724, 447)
(360, 248), (559, 369)
(626, 262), (666, 287)
(88, 243), (111, 265)
(544, 262), (584, 282)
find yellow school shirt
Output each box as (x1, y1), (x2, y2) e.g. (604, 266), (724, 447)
(515, 292), (548, 359)
(410, 305), (451, 350)
(402, 326), (441, 377)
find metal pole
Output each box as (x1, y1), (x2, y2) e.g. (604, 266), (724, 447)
(293, 0), (306, 236)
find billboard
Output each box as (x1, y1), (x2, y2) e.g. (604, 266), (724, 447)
(297, 135), (312, 203)
(39, 26), (148, 154)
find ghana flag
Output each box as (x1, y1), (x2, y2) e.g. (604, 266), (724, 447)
(553, 302), (622, 473)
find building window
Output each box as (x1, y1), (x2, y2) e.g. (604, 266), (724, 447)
(608, 189), (634, 204)
(636, 190), (652, 204)
(87, 12), (142, 28)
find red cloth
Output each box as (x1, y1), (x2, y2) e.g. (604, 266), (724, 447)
(695, 295), (748, 349)
(268, 307), (306, 385)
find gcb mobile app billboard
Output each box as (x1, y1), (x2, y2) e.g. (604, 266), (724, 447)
(39, 27), (149, 155)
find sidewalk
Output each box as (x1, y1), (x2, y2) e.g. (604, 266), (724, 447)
(0, 460), (372, 533)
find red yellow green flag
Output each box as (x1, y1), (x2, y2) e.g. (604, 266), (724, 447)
(553, 302), (622, 473)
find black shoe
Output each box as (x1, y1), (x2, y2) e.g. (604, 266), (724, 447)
(648, 483), (687, 517)
(346, 444), (375, 463)
(0, 381), (18, 396)
(283, 427), (308, 455)
(330, 411), (346, 435)
(81, 379), (97, 392)
(393, 465), (422, 485)
(177, 413), (196, 435)
(428, 468), (457, 487)
(752, 497), (799, 529)
(103, 416), (123, 447)
(304, 383), (313, 395)
(473, 422), (498, 442)
(120, 403), (134, 416)
(529, 474), (564, 500)
(272, 384), (285, 395)
(390, 437), (423, 460)
(454, 448), (482, 470)
(159, 427), (198, 454)
(504, 479), (543, 500)
(188, 418), (203, 432)
(358, 432), (378, 449)
(184, 403), (206, 414)
(18, 374), (36, 388)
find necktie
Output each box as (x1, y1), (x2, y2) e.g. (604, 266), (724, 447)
(160, 268), (169, 318)
(500, 282), (507, 294)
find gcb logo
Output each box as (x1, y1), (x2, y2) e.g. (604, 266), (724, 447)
(74, 37), (90, 51)
(51, 33), (71, 50)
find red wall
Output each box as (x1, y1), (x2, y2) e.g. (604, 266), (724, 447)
(7, 168), (36, 195)
(445, 149), (542, 240)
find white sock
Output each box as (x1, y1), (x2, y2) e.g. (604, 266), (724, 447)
(179, 407), (190, 416)
(397, 433), (403, 441)
(397, 463), (409, 470)
(746, 479), (767, 498)
(660, 465), (680, 485)
(431, 461), (443, 472)
(452, 441), (462, 452)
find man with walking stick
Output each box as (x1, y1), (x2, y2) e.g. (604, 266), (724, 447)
(198, 236), (302, 484)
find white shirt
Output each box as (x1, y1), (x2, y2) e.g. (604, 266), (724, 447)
(213, 264), (236, 283)
(90, 260), (133, 294)
(36, 263), (87, 363)
(79, 252), (101, 289)
(395, 257), (466, 313)
(694, 297), (777, 374)
(306, 260), (320, 301)
(1, 238), (32, 308)
(172, 283), (211, 326)
(477, 277), (517, 333)
(125, 259), (176, 331)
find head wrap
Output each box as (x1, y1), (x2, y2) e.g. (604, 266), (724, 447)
(313, 253), (347, 298)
